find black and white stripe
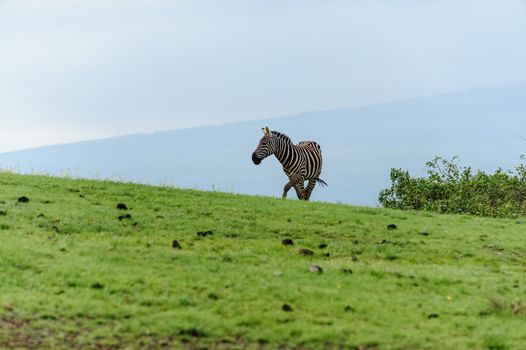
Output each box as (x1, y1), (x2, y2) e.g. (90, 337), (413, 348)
(251, 127), (327, 200)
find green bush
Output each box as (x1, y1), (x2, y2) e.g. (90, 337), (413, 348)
(379, 156), (526, 217)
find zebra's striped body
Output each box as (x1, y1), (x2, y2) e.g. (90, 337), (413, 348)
(252, 127), (327, 200)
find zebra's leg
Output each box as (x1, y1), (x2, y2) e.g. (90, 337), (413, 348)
(303, 179), (317, 201)
(282, 175), (304, 199)
(293, 182), (306, 200)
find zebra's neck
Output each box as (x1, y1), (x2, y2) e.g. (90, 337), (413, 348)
(273, 138), (296, 167)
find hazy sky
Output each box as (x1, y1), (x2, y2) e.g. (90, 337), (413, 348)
(1, 0), (525, 152)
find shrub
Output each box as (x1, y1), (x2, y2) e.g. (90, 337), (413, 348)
(379, 156), (526, 218)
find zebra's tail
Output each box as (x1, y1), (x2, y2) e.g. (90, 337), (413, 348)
(315, 178), (328, 187)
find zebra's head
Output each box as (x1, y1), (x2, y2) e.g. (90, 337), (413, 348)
(252, 127), (275, 165)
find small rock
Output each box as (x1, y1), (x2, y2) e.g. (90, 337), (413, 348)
(299, 248), (314, 256)
(172, 240), (182, 249)
(351, 255), (359, 262)
(118, 214), (132, 221)
(318, 243), (328, 249)
(17, 196), (29, 203)
(427, 313), (439, 319)
(281, 238), (294, 246)
(282, 303), (293, 312)
(116, 203), (128, 210)
(341, 268), (353, 275)
(387, 224), (397, 230)
(378, 239), (387, 244)
(309, 265), (324, 273)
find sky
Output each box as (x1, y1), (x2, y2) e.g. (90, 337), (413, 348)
(1, 0), (525, 152)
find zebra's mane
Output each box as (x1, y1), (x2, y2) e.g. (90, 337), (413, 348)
(271, 131), (292, 144)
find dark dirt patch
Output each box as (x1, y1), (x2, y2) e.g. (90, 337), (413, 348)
(178, 327), (206, 338)
(118, 214), (132, 221)
(298, 248), (314, 256)
(90, 282), (105, 290)
(116, 203), (128, 210)
(281, 304), (293, 312)
(1, 315), (43, 349)
(0, 311), (303, 349)
(344, 305), (355, 313)
(196, 230), (213, 237)
(281, 238), (294, 246)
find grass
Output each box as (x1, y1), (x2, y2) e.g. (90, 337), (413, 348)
(1, 172), (526, 349)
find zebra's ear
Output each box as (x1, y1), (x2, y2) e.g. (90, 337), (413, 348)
(263, 127), (272, 136)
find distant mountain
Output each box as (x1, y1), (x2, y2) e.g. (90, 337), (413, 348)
(1, 83), (525, 205)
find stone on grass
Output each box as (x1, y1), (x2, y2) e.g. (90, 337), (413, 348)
(309, 265), (323, 274)
(17, 196), (29, 203)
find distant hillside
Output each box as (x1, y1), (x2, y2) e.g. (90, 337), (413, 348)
(1, 82), (525, 205)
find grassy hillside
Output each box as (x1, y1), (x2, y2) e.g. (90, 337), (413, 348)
(0, 172), (525, 349)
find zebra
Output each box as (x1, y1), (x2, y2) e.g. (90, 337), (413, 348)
(251, 127), (327, 201)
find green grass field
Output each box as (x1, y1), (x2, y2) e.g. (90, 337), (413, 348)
(1, 172), (525, 349)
